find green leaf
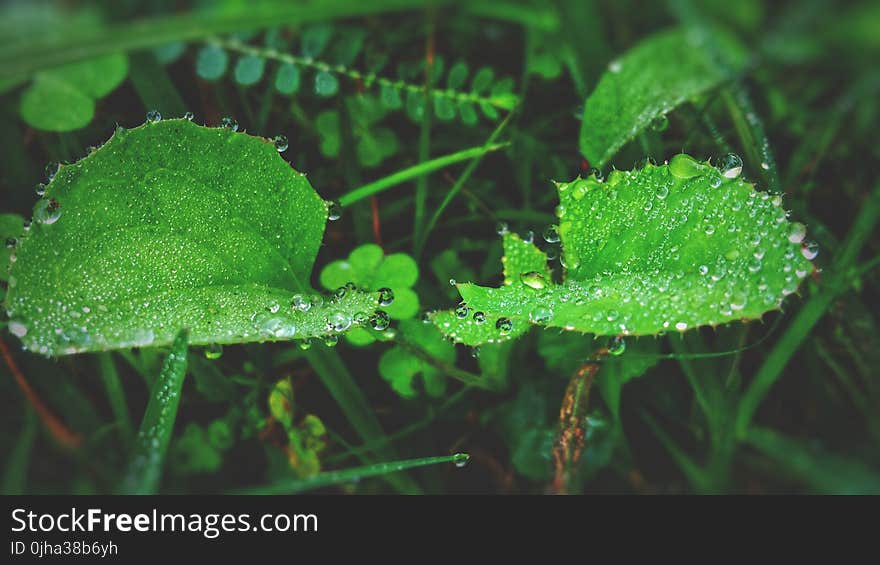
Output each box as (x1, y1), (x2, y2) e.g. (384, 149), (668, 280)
(434, 157), (814, 345)
(314, 70), (339, 97)
(233, 54), (265, 85)
(579, 27), (747, 167)
(117, 329), (189, 494)
(19, 53), (128, 132)
(378, 319), (453, 398)
(275, 62), (300, 95)
(447, 61), (468, 90)
(195, 45), (228, 81)
(5, 119), (383, 355)
(471, 67), (495, 93)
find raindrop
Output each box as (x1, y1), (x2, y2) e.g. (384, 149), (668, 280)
(8, 320), (27, 338)
(220, 116), (239, 131)
(449, 278), (457, 287)
(529, 306), (552, 323)
(334, 286), (347, 299)
(651, 114), (669, 132)
(520, 271), (546, 290)
(495, 221), (509, 235)
(607, 335), (626, 356)
(45, 162), (59, 181)
(184, 111), (195, 120)
(655, 185), (669, 200)
(473, 311), (486, 324)
(298, 339), (312, 350)
(369, 310), (390, 331)
(323, 335), (339, 347)
(328, 312), (352, 332)
(698, 265), (709, 276)
(274, 134), (289, 152)
(354, 311), (369, 325)
(34, 198), (61, 225)
(268, 301), (281, 314)
(146, 109), (162, 123)
(5, 237), (17, 249)
(453, 453), (470, 468)
(327, 201), (342, 221)
(542, 225), (560, 243)
(35, 183), (46, 197)
(204, 343), (223, 359)
(719, 153), (743, 179)
(788, 222), (806, 244)
(455, 304), (470, 319)
(801, 241), (819, 261)
(377, 287), (394, 307)
(291, 294), (310, 312)
(496, 317), (513, 333)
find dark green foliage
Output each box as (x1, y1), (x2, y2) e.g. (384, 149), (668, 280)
(1, 0), (878, 495)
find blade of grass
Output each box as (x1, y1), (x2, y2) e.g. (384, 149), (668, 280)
(337, 142), (509, 207)
(117, 329), (189, 495)
(412, 13), (436, 252)
(640, 410), (710, 492)
(415, 112), (514, 256)
(722, 85), (781, 194)
(128, 51), (187, 119)
(97, 353), (133, 448)
(745, 427), (880, 494)
(231, 453), (467, 494)
(305, 347), (421, 494)
(736, 182), (880, 436)
(1, 407), (37, 495)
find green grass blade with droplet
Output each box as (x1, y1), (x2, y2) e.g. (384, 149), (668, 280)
(305, 347), (421, 494)
(117, 329), (189, 495)
(231, 453), (467, 495)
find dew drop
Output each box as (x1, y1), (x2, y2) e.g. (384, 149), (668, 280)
(34, 198), (61, 225)
(529, 306), (552, 323)
(655, 185), (669, 200)
(45, 162), (59, 181)
(274, 134), (289, 152)
(298, 339), (312, 350)
(455, 304), (469, 319)
(377, 287), (394, 307)
(329, 312), (352, 332)
(291, 294), (310, 312)
(146, 109), (162, 123)
(542, 225), (560, 243)
(184, 111), (195, 120)
(788, 222), (806, 244)
(675, 322), (688, 331)
(801, 241), (819, 260)
(719, 153), (743, 179)
(496, 317), (513, 333)
(607, 335), (626, 356)
(495, 221), (509, 235)
(473, 311), (486, 324)
(369, 310), (390, 331)
(220, 116), (239, 131)
(449, 278), (457, 287)
(453, 453), (470, 468)
(323, 335), (339, 347)
(8, 320), (27, 338)
(5, 237), (17, 249)
(327, 201), (342, 221)
(35, 183), (46, 197)
(204, 343), (223, 359)
(520, 271), (546, 290)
